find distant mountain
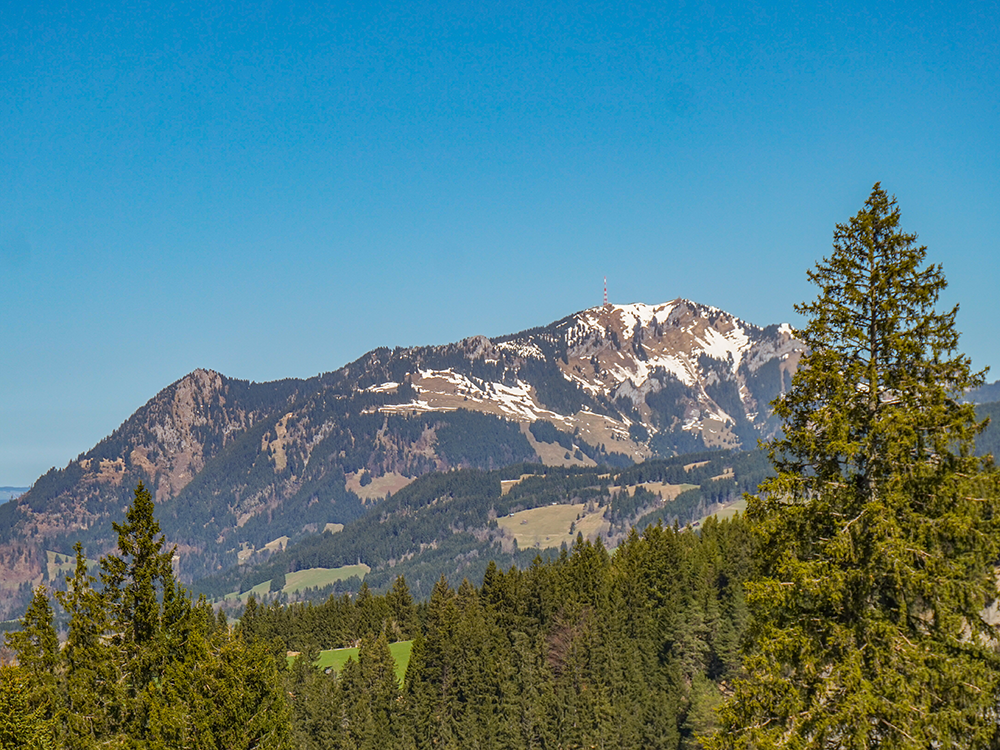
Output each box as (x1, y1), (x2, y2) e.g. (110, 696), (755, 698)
(966, 380), (1000, 404)
(0, 488), (28, 504)
(0, 299), (804, 616)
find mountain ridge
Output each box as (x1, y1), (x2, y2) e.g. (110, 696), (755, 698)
(0, 298), (804, 616)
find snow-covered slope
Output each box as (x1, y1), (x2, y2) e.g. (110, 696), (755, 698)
(366, 298), (804, 457)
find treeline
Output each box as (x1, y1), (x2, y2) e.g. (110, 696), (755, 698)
(279, 515), (752, 749)
(3, 483), (289, 748)
(242, 576), (422, 652)
(5, 482), (753, 749)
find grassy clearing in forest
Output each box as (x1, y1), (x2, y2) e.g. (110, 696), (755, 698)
(47, 550), (99, 581)
(693, 496), (747, 527)
(282, 565), (370, 595)
(225, 564), (370, 602)
(225, 579), (272, 602)
(312, 640), (413, 684)
(497, 503), (608, 549)
(631, 481), (698, 500)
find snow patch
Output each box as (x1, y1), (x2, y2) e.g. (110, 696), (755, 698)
(495, 340), (545, 359)
(697, 326), (751, 372)
(613, 302), (677, 329)
(608, 353), (697, 389)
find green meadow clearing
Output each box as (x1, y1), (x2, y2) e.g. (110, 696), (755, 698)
(282, 564), (370, 595)
(295, 640), (413, 685)
(225, 564), (370, 602)
(47, 550), (99, 581)
(497, 503), (608, 549)
(693, 496), (748, 528)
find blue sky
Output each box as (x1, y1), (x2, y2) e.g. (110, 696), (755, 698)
(2, 0), (998, 485)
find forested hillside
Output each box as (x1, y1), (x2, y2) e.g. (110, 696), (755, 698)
(4, 481), (753, 749)
(195, 449), (770, 604)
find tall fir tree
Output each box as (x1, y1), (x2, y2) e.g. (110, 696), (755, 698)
(56, 542), (118, 749)
(710, 184), (1000, 749)
(386, 575), (420, 641)
(100, 482), (178, 656)
(5, 586), (59, 679)
(4, 585), (61, 739)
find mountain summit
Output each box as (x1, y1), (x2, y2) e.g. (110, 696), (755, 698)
(0, 299), (803, 615)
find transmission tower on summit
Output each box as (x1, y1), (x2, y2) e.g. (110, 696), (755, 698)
(603, 276), (608, 307)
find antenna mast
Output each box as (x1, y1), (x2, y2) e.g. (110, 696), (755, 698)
(603, 276), (608, 307)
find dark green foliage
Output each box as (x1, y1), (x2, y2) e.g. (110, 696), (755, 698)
(529, 419), (574, 449)
(56, 542), (116, 749)
(340, 632), (401, 748)
(645, 374), (693, 427)
(5, 586), (58, 679)
(740, 357), (788, 433)
(199, 453), (766, 604)
(287, 651), (342, 750)
(259, 519), (753, 749)
(628, 422), (649, 442)
(9, 475), (758, 749)
(24, 463), (85, 510)
(386, 575), (420, 641)
(712, 184), (1000, 749)
(0, 666), (55, 750)
(433, 411), (537, 468)
(704, 377), (756, 445)
(518, 357), (590, 415)
(145, 623), (292, 750)
(6, 484), (293, 749)
(649, 427), (706, 456)
(4, 586), (60, 736)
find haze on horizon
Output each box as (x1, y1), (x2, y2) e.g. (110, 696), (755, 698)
(2, 0), (997, 485)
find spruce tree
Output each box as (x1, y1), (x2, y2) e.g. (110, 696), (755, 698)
(710, 184), (1000, 748)
(386, 575), (419, 641)
(99, 481), (194, 743)
(0, 665), (56, 750)
(5, 585), (59, 685)
(100, 481), (177, 653)
(56, 542), (117, 749)
(4, 585), (61, 744)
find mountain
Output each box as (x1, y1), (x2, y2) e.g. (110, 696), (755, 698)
(966, 380), (1000, 404)
(0, 488), (28, 504)
(0, 299), (804, 616)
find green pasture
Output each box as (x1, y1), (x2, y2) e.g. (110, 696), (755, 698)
(497, 502), (607, 549)
(47, 550), (99, 581)
(224, 579), (272, 603)
(282, 565), (370, 595)
(225, 564), (371, 602)
(291, 640), (413, 685)
(694, 496), (747, 527)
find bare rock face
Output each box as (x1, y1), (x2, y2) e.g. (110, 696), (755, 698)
(126, 369), (231, 500)
(0, 300), (803, 617)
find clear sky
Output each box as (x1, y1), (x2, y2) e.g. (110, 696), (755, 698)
(2, 0), (997, 485)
